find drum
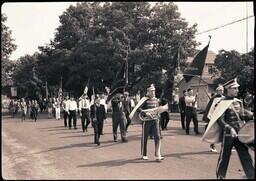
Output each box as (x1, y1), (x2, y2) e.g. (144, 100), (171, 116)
(238, 121), (255, 150)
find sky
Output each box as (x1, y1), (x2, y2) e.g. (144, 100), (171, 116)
(1, 2), (254, 60)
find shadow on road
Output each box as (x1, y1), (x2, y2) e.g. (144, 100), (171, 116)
(77, 150), (216, 168)
(77, 157), (159, 168)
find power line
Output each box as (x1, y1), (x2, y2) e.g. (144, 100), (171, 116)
(196, 15), (254, 35)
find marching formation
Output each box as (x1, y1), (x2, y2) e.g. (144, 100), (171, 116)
(6, 78), (255, 179)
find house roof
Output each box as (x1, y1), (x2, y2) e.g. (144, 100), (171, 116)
(177, 75), (215, 87)
(186, 50), (216, 64)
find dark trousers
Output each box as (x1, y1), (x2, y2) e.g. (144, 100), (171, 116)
(92, 120), (101, 144)
(63, 111), (68, 127)
(68, 110), (77, 128)
(216, 128), (255, 179)
(160, 112), (169, 130)
(141, 120), (161, 157)
(180, 111), (186, 129)
(81, 109), (90, 132)
(185, 107), (199, 133)
(112, 111), (127, 141)
(32, 109), (38, 122)
(99, 118), (104, 134)
(125, 111), (131, 131)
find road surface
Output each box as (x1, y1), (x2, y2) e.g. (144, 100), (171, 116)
(2, 112), (254, 179)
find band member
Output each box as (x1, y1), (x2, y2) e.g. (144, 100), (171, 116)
(178, 90), (187, 130)
(68, 95), (78, 129)
(185, 88), (200, 135)
(134, 84), (164, 161)
(123, 91), (132, 132)
(202, 84), (225, 152)
(20, 98), (27, 121)
(79, 94), (91, 132)
(90, 97), (106, 145)
(62, 96), (70, 127)
(201, 78), (254, 179)
(111, 93), (128, 143)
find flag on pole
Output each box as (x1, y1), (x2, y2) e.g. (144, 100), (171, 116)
(58, 76), (63, 100)
(46, 81), (49, 100)
(162, 47), (180, 103)
(106, 60), (128, 102)
(183, 39), (210, 82)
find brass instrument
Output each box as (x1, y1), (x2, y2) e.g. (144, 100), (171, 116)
(139, 104), (169, 121)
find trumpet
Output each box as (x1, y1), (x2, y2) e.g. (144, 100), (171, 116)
(139, 104), (169, 121)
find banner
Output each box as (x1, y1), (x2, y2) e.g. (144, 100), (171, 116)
(11, 87), (17, 97)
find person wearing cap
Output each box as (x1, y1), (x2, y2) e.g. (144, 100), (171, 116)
(178, 90), (187, 130)
(68, 95), (78, 129)
(138, 84), (164, 161)
(185, 88), (200, 135)
(202, 84), (225, 153)
(111, 93), (128, 143)
(201, 78), (254, 179)
(79, 94), (91, 132)
(123, 91), (132, 132)
(90, 97), (106, 146)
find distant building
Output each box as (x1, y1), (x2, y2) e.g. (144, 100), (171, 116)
(177, 50), (218, 110)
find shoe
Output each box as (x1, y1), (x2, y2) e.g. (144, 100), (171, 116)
(186, 131), (189, 135)
(195, 131), (201, 135)
(149, 136), (153, 139)
(142, 156), (148, 160)
(114, 139), (117, 142)
(97, 142), (100, 146)
(156, 156), (164, 161)
(69, 127), (71, 129)
(122, 139), (128, 143)
(74, 127), (77, 129)
(100, 133), (104, 135)
(210, 148), (218, 153)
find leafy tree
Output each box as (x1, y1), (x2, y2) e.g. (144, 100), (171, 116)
(35, 2), (199, 97)
(214, 48), (254, 98)
(1, 13), (17, 88)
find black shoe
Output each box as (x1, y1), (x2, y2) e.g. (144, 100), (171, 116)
(186, 131), (189, 135)
(96, 142), (100, 146)
(182, 127), (185, 130)
(100, 133), (104, 135)
(74, 127), (77, 129)
(122, 139), (128, 143)
(114, 139), (117, 142)
(69, 127), (71, 129)
(195, 131), (201, 135)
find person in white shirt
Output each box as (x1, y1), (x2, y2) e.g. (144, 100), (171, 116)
(68, 95), (78, 129)
(55, 98), (61, 120)
(79, 94), (91, 132)
(62, 96), (70, 127)
(99, 93), (107, 134)
(185, 88), (200, 135)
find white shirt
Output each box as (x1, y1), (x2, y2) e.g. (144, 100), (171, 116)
(79, 98), (90, 110)
(68, 100), (78, 111)
(62, 99), (70, 112)
(185, 95), (197, 108)
(100, 98), (107, 113)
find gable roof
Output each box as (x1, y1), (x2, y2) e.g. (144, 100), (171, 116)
(187, 50), (216, 64)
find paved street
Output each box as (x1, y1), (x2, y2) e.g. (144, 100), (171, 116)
(2, 112), (254, 179)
